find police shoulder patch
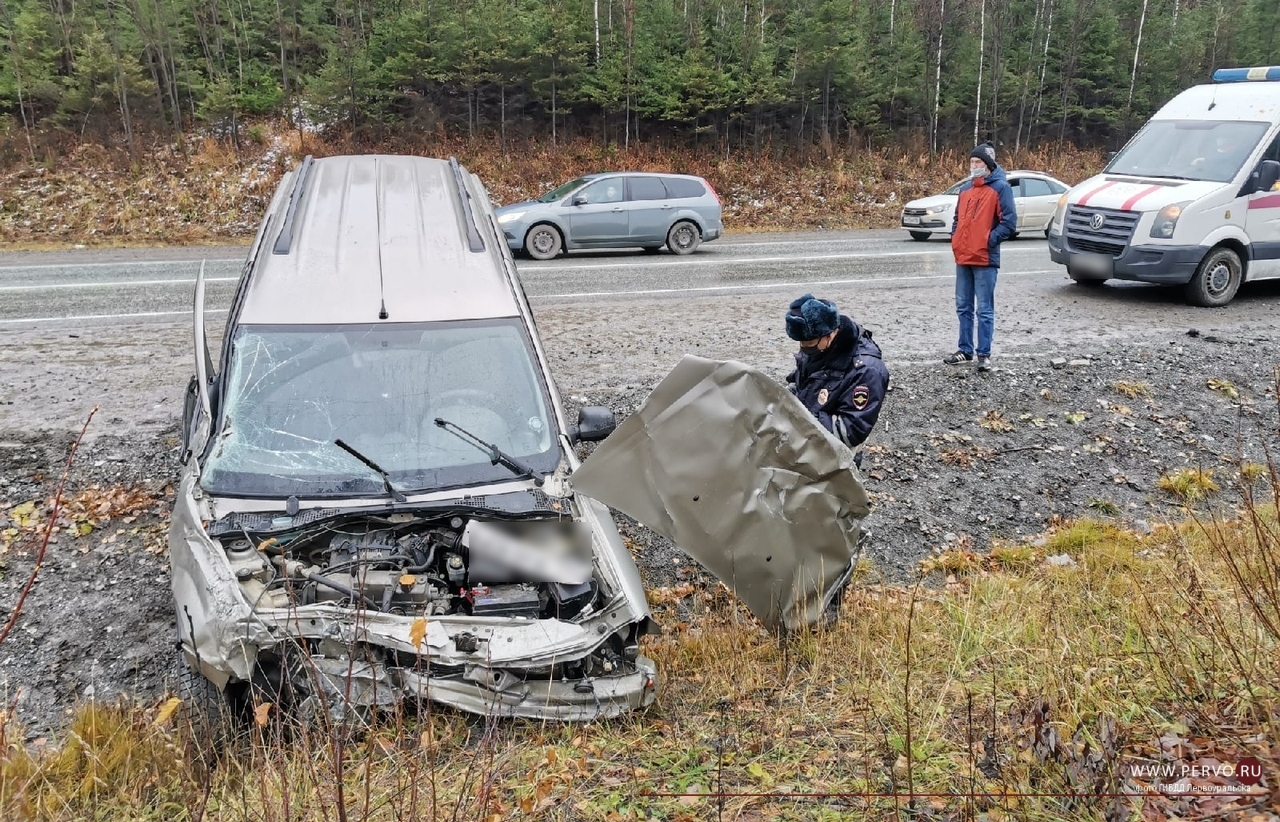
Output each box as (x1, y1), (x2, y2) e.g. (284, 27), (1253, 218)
(850, 385), (870, 410)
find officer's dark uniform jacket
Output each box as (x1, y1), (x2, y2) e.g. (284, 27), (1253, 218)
(785, 314), (889, 451)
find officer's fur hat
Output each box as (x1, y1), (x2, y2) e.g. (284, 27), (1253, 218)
(785, 294), (839, 341)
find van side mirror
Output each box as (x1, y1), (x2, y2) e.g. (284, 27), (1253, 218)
(1106, 151), (1117, 164)
(1256, 160), (1280, 194)
(570, 406), (616, 443)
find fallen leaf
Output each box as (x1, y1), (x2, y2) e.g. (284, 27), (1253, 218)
(152, 696), (182, 727)
(409, 617), (427, 649)
(253, 702), (273, 727)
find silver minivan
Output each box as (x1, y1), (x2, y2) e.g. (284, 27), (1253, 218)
(170, 154), (660, 729)
(495, 172), (724, 259)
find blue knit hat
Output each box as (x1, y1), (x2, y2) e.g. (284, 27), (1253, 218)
(785, 294), (839, 341)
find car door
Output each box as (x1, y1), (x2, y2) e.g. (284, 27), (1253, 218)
(1019, 177), (1059, 231)
(625, 176), (671, 244)
(1244, 132), (1280, 280)
(562, 179), (629, 246)
(1006, 177), (1026, 231)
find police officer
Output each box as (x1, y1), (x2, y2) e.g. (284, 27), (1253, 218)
(784, 294), (889, 466)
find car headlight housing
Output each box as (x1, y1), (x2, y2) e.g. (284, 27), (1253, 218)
(925, 203), (953, 215)
(497, 210), (525, 224)
(1149, 202), (1190, 239)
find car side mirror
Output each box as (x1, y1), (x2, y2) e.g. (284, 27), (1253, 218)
(570, 406), (616, 443)
(1256, 160), (1280, 194)
(571, 196), (588, 206)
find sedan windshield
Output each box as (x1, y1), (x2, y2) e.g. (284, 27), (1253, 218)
(537, 177), (592, 202)
(1106, 120), (1268, 183)
(201, 319), (560, 497)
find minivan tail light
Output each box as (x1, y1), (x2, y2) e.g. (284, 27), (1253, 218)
(708, 182), (722, 205)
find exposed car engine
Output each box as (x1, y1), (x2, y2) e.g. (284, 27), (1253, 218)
(220, 513), (600, 621)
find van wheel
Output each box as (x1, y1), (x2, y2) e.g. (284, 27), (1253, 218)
(667, 221), (702, 255)
(525, 225), (563, 260)
(1184, 247), (1242, 307)
(908, 231), (931, 241)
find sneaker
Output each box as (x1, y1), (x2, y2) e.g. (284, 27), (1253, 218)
(977, 355), (992, 371)
(943, 350), (974, 365)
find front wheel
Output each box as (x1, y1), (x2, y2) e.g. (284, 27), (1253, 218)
(908, 231), (931, 241)
(667, 220), (702, 255)
(524, 224), (563, 260)
(1184, 247), (1243, 307)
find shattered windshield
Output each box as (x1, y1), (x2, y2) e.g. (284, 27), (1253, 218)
(1106, 120), (1268, 183)
(201, 319), (560, 497)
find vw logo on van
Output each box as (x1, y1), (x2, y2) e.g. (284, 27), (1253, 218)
(1090, 213), (1106, 231)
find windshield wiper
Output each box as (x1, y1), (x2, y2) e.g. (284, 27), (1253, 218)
(434, 417), (545, 487)
(334, 439), (408, 502)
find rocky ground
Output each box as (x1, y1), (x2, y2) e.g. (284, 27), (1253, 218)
(1, 303), (1277, 738)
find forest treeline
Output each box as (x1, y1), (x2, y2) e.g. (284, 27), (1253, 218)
(2, 0), (1279, 158)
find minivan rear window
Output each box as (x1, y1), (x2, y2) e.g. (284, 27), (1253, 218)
(664, 178), (706, 199)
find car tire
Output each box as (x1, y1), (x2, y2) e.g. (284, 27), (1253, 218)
(1184, 246), (1243, 307)
(524, 224), (563, 260)
(667, 220), (702, 255)
(908, 231), (931, 241)
(177, 649), (237, 758)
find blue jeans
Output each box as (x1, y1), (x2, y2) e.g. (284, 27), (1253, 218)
(955, 265), (998, 357)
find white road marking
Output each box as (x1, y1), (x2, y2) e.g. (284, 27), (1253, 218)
(534, 269), (1061, 299)
(0, 257), (243, 272)
(0, 277), (238, 292)
(0, 270), (1064, 324)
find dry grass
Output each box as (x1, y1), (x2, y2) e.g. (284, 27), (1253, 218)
(6, 501), (1277, 821)
(0, 124), (1108, 247)
(1157, 467), (1221, 504)
(1113, 381), (1153, 400)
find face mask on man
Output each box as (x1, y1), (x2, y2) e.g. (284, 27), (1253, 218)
(971, 166), (986, 178)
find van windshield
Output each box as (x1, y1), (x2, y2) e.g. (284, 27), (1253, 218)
(201, 319), (561, 497)
(1105, 120), (1269, 183)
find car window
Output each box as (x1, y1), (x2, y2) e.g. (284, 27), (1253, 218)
(1046, 179), (1068, 194)
(662, 178), (706, 199)
(1006, 178), (1023, 197)
(201, 319), (559, 497)
(629, 177), (668, 201)
(943, 179), (969, 195)
(577, 180), (625, 204)
(1022, 178), (1053, 197)
(539, 177), (591, 203)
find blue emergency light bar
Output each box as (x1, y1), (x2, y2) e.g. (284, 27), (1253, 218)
(1212, 66), (1280, 83)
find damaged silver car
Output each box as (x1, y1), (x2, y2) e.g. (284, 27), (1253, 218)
(170, 154), (659, 727)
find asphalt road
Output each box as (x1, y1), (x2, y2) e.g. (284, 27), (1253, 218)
(1, 230), (1063, 325)
(2, 229), (1278, 436)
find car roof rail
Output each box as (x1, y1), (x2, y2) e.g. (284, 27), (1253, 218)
(272, 155), (315, 255)
(448, 156), (486, 252)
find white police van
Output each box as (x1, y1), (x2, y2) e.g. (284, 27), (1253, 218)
(1047, 66), (1280, 306)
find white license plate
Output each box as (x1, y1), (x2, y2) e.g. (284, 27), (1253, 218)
(903, 216), (921, 225)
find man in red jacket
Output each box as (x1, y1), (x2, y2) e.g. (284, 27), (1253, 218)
(944, 141), (1017, 372)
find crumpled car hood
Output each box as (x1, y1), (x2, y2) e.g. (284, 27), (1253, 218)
(570, 355), (870, 632)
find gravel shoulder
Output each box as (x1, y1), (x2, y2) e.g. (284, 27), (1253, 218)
(1, 283), (1278, 738)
